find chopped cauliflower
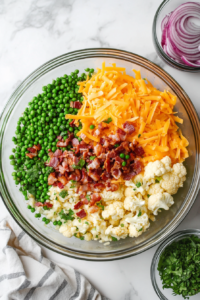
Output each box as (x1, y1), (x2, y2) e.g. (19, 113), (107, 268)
(148, 183), (164, 195)
(102, 201), (125, 220)
(144, 156), (172, 181)
(59, 221), (75, 238)
(105, 225), (129, 240)
(124, 195), (145, 212)
(101, 186), (124, 202)
(161, 163), (187, 195)
(126, 212), (150, 237)
(148, 192), (174, 215)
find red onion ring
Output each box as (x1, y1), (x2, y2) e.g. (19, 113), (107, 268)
(161, 2), (200, 67)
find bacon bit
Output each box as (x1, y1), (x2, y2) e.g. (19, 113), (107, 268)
(101, 171), (112, 181)
(76, 209), (86, 218)
(112, 168), (122, 179)
(116, 128), (127, 141)
(107, 149), (116, 159)
(88, 158), (100, 169)
(89, 206), (99, 214)
(108, 133), (121, 145)
(57, 135), (62, 140)
(133, 159), (143, 174)
(104, 157), (111, 173)
(70, 101), (74, 108)
(74, 101), (82, 109)
(134, 146), (145, 157)
(53, 182), (58, 187)
(44, 202), (53, 208)
(82, 198), (89, 205)
(79, 133), (86, 140)
(69, 169), (81, 181)
(33, 144), (41, 151)
(48, 172), (57, 185)
(26, 153), (37, 159)
(72, 138), (79, 147)
(48, 151), (54, 158)
(27, 147), (36, 153)
(123, 122), (135, 134)
(49, 157), (59, 168)
(74, 201), (83, 210)
(58, 165), (66, 175)
(35, 202), (43, 207)
(69, 120), (75, 127)
(100, 137), (105, 145)
(94, 128), (101, 137)
(98, 122), (109, 131)
(56, 140), (67, 147)
(90, 193), (101, 206)
(93, 183), (105, 192)
(53, 149), (62, 157)
(105, 182), (119, 192)
(57, 176), (68, 186)
(121, 141), (130, 152)
(88, 169), (100, 181)
(57, 181), (64, 189)
(123, 171), (136, 181)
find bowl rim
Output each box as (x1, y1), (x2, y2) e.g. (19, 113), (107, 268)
(150, 229), (200, 299)
(0, 47), (200, 261)
(152, 0), (200, 72)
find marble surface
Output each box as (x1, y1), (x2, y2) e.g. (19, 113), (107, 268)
(1, 0), (200, 299)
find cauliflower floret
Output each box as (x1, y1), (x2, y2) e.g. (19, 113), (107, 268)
(59, 221), (74, 238)
(124, 195), (145, 212)
(126, 212), (150, 237)
(73, 219), (90, 234)
(102, 201), (124, 220)
(148, 183), (164, 195)
(84, 232), (92, 241)
(144, 156), (172, 181)
(148, 192), (174, 215)
(160, 163), (187, 195)
(105, 225), (129, 240)
(101, 186), (124, 202)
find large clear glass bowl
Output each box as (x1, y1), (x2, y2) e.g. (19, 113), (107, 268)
(0, 48), (200, 261)
(152, 0), (200, 72)
(151, 230), (200, 299)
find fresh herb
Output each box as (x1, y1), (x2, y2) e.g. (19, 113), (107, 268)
(138, 227), (143, 232)
(111, 236), (118, 241)
(86, 194), (90, 202)
(26, 161), (44, 181)
(28, 186), (36, 197)
(96, 201), (104, 210)
(80, 236), (84, 240)
(133, 188), (136, 191)
(55, 197), (58, 201)
(70, 180), (76, 188)
(103, 117), (112, 124)
(120, 224), (124, 227)
(155, 176), (162, 183)
(137, 210), (142, 217)
(138, 134), (141, 138)
(147, 194), (150, 198)
(76, 227), (78, 231)
(59, 190), (68, 198)
(136, 182), (142, 188)
(158, 235), (200, 299)
(54, 193), (56, 195)
(96, 235), (98, 238)
(78, 218), (81, 223)
(85, 221), (89, 225)
(143, 78), (147, 80)
(90, 156), (95, 160)
(59, 209), (74, 221)
(72, 159), (85, 170)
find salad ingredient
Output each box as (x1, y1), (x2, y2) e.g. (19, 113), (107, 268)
(148, 192), (174, 215)
(158, 235), (200, 299)
(161, 2), (200, 67)
(66, 63), (189, 165)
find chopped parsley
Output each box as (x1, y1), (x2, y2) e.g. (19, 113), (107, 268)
(96, 235), (98, 238)
(136, 182), (142, 188)
(147, 194), (150, 198)
(90, 156), (95, 160)
(137, 210), (142, 217)
(72, 158), (85, 170)
(96, 201), (104, 210)
(80, 236), (84, 240)
(85, 221), (89, 225)
(155, 176), (162, 183)
(158, 235), (200, 299)
(138, 134), (141, 138)
(78, 218), (81, 223)
(59, 209), (74, 221)
(111, 236), (118, 241)
(133, 188), (136, 191)
(55, 197), (58, 201)
(86, 194), (90, 202)
(138, 227), (143, 232)
(120, 224), (124, 227)
(59, 190), (68, 198)
(70, 180), (76, 188)
(103, 117), (112, 124)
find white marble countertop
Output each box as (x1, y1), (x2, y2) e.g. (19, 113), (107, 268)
(1, 0), (200, 299)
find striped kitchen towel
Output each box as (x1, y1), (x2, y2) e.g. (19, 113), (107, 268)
(0, 217), (109, 300)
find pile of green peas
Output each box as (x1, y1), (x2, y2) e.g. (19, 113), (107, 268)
(9, 68), (94, 225)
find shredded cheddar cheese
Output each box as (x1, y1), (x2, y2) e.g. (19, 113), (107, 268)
(65, 63), (189, 165)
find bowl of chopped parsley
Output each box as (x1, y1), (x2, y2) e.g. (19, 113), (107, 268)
(151, 229), (200, 299)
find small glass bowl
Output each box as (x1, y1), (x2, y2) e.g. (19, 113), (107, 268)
(151, 229), (200, 299)
(152, 0), (200, 72)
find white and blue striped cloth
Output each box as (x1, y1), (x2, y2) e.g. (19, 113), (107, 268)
(0, 217), (109, 300)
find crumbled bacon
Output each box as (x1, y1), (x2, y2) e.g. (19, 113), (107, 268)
(54, 149), (62, 157)
(49, 157), (59, 168)
(44, 202), (53, 208)
(74, 101), (82, 109)
(90, 193), (101, 206)
(134, 146), (145, 157)
(58, 176), (68, 186)
(72, 138), (79, 147)
(105, 182), (119, 192)
(26, 153), (37, 159)
(89, 206), (99, 214)
(48, 172), (57, 185)
(88, 169), (100, 181)
(123, 122), (135, 134)
(116, 128), (127, 141)
(35, 202), (43, 207)
(74, 201), (83, 210)
(76, 209), (86, 218)
(88, 158), (100, 169)
(57, 181), (64, 189)
(57, 135), (62, 140)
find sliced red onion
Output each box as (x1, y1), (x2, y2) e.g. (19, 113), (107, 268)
(161, 2), (200, 67)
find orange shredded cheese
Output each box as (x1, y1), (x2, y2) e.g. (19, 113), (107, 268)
(65, 62), (189, 165)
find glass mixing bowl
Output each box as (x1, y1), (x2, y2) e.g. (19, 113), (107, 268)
(152, 0), (200, 72)
(151, 229), (200, 300)
(0, 48), (200, 261)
